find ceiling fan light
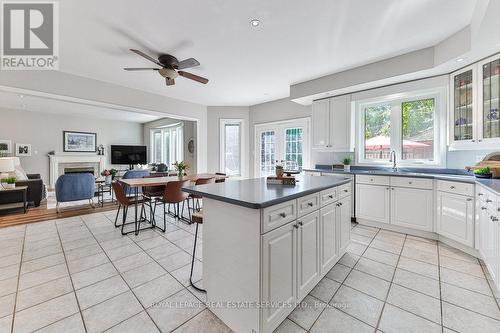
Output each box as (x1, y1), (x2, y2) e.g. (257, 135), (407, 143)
(159, 67), (179, 79)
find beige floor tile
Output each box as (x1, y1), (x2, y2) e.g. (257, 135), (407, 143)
(338, 253), (360, 268)
(310, 307), (374, 333)
(379, 304), (441, 333)
(439, 244), (478, 263)
(351, 226), (378, 238)
(113, 252), (153, 273)
(147, 289), (204, 332)
(0, 314), (12, 333)
(442, 302), (500, 333)
(137, 235), (172, 251)
(309, 277), (341, 303)
(22, 244), (62, 262)
(173, 309), (232, 333)
(325, 263), (351, 283)
(13, 293), (79, 333)
(171, 261), (202, 287)
(392, 268), (440, 298)
(20, 253), (65, 275)
(354, 257), (395, 282)
(274, 318), (306, 333)
(344, 269), (391, 300)
(288, 295), (327, 330)
(16, 276), (73, 311)
(146, 243), (182, 261)
(122, 262), (166, 288)
(0, 254), (21, 269)
(439, 255), (484, 278)
(401, 246), (438, 265)
(64, 244), (103, 262)
(0, 277), (18, 298)
(36, 313), (86, 333)
(71, 263), (117, 290)
(346, 241), (367, 256)
(386, 284), (441, 324)
(351, 233), (373, 245)
(0, 264), (19, 282)
(76, 275), (129, 310)
(362, 247), (399, 266)
(104, 243), (142, 261)
(157, 251), (192, 272)
(0, 293), (16, 318)
(397, 257), (438, 280)
(82, 291), (143, 333)
(18, 263), (68, 291)
(67, 252), (109, 274)
(105, 311), (160, 333)
(441, 282), (500, 320)
(369, 239), (402, 255)
(440, 267), (492, 296)
(331, 285), (384, 327)
(133, 273), (184, 308)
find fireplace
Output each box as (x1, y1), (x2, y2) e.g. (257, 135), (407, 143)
(49, 154), (106, 189)
(64, 166), (95, 174)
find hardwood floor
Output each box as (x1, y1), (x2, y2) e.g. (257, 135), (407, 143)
(0, 200), (119, 228)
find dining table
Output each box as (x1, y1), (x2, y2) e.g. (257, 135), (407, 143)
(117, 173), (227, 235)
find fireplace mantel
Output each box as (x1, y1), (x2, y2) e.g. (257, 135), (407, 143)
(49, 154), (106, 189)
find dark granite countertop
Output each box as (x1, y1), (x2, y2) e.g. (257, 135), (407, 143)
(475, 179), (500, 196)
(182, 175), (351, 209)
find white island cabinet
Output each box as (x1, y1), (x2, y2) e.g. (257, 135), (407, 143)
(184, 176), (351, 333)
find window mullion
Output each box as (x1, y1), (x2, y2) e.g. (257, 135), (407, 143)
(391, 101), (403, 160)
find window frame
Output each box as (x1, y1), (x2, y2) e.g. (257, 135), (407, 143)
(356, 88), (446, 167)
(219, 119), (243, 177)
(150, 123), (184, 166)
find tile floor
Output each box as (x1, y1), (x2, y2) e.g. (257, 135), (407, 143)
(0, 208), (500, 333)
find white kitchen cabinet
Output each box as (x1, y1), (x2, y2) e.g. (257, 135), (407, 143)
(337, 196), (351, 252)
(356, 183), (390, 224)
(319, 203), (337, 274)
(312, 99), (330, 149)
(297, 211), (321, 299)
(311, 95), (351, 151)
(261, 222), (297, 333)
(323, 173), (355, 217)
(437, 191), (474, 247)
(478, 199), (490, 259)
(391, 187), (433, 232)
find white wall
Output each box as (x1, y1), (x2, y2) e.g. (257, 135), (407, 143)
(143, 118), (197, 172)
(249, 98), (312, 177)
(0, 108), (143, 182)
(206, 106), (250, 178)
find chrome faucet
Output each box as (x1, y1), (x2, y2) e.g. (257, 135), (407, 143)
(389, 150), (397, 170)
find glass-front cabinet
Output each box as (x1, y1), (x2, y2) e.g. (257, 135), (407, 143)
(479, 55), (500, 141)
(449, 53), (500, 149)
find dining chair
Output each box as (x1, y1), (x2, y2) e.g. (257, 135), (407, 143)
(190, 210), (205, 292)
(188, 177), (215, 213)
(142, 174), (166, 230)
(159, 179), (190, 224)
(112, 182), (148, 235)
(215, 172), (226, 183)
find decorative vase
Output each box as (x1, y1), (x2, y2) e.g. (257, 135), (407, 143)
(344, 165), (351, 172)
(178, 171), (184, 180)
(3, 183), (15, 189)
(105, 175), (112, 185)
(276, 167), (284, 177)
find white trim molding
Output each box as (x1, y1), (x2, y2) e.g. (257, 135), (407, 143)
(49, 154), (106, 189)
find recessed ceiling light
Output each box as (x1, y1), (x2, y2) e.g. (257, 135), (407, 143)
(456, 58), (464, 62)
(250, 19), (261, 27)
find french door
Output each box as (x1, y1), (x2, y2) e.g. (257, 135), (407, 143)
(255, 119), (310, 177)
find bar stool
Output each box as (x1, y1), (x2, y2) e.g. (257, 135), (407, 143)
(158, 179), (190, 224)
(190, 210), (205, 292)
(187, 177), (215, 213)
(142, 175), (166, 231)
(112, 182), (147, 235)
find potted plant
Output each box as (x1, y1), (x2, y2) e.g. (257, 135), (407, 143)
(173, 161), (189, 179)
(1, 176), (16, 189)
(343, 157), (352, 172)
(101, 169), (117, 185)
(473, 166), (492, 179)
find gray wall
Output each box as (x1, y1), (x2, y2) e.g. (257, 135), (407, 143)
(143, 118), (197, 173)
(0, 108), (143, 183)
(207, 106), (250, 177)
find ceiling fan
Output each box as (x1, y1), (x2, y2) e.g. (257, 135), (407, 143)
(124, 49), (208, 86)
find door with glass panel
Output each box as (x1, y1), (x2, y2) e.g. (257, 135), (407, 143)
(450, 65), (476, 144)
(479, 55), (500, 142)
(256, 119), (309, 178)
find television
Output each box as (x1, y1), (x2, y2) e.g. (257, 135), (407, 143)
(111, 145), (147, 165)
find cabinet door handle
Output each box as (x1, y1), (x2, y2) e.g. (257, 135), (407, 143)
(344, 189), (348, 192)
(279, 213), (287, 218)
(307, 202), (314, 207)
(481, 207), (487, 210)
(408, 181), (412, 184)
(467, 198), (472, 201)
(338, 202), (343, 206)
(392, 188), (395, 190)
(478, 139), (482, 142)
(491, 216), (499, 222)
(471, 140), (476, 142)
(298, 221), (303, 226)
(486, 199), (492, 203)
(328, 195), (334, 199)
(450, 186), (455, 189)
(386, 187), (390, 190)
(478, 193), (483, 196)
(336, 203), (340, 207)
(293, 224), (299, 229)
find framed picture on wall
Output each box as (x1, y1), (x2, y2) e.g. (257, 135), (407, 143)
(0, 140), (12, 154)
(63, 131), (97, 152)
(15, 143), (32, 156)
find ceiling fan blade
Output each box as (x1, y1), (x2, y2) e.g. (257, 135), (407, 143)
(177, 58), (200, 70)
(130, 49), (162, 66)
(178, 71), (209, 84)
(123, 68), (159, 71)
(166, 78), (175, 86)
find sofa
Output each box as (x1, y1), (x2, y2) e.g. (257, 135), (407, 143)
(0, 174), (46, 207)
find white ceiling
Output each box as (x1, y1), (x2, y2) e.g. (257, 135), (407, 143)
(0, 90), (162, 123)
(59, 0), (477, 106)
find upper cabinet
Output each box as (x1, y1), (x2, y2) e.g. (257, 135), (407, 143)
(311, 95), (352, 151)
(449, 53), (500, 149)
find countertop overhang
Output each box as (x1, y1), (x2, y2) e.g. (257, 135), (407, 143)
(182, 175), (351, 209)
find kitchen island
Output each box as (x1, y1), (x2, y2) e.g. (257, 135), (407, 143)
(183, 175), (352, 333)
